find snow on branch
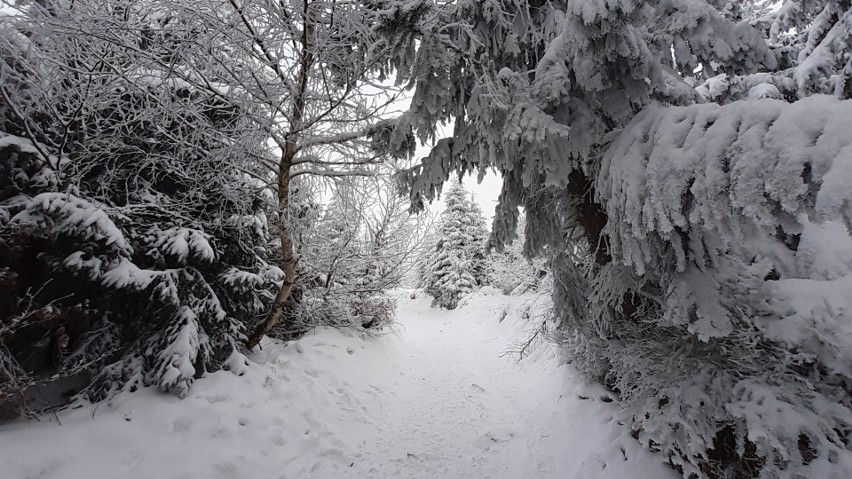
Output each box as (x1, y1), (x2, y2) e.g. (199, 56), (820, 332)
(11, 193), (132, 254)
(601, 94), (852, 276)
(600, 95), (852, 409)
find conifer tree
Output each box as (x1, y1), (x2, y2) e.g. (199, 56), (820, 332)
(0, 1), (277, 405)
(385, 0), (852, 476)
(467, 197), (490, 286)
(420, 180), (487, 309)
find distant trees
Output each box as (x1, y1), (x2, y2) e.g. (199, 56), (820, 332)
(486, 214), (548, 295)
(284, 176), (433, 335)
(419, 180), (487, 309)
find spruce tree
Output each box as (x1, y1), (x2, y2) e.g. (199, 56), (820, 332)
(420, 181), (487, 309)
(467, 197), (490, 286)
(386, 0), (852, 476)
(0, 2), (276, 405)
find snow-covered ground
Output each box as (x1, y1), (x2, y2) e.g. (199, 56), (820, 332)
(0, 290), (675, 479)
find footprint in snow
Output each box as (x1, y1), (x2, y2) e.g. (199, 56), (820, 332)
(205, 394), (228, 404)
(213, 461), (238, 475)
(474, 429), (517, 449)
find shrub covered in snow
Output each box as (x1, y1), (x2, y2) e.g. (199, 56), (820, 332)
(486, 214), (550, 295)
(262, 178), (428, 338)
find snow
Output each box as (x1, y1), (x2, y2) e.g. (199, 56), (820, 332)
(765, 273), (852, 375)
(0, 132), (47, 158)
(601, 95), (852, 274)
(154, 307), (205, 396)
(12, 193), (132, 254)
(220, 267), (266, 288)
(0, 290), (675, 479)
(100, 258), (157, 290)
(155, 228), (217, 263)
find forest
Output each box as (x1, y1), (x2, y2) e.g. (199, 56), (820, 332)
(2, 1), (852, 478)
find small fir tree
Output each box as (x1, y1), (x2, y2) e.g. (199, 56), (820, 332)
(0, 3), (277, 407)
(420, 180), (488, 309)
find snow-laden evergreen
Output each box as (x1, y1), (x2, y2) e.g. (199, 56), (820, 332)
(590, 94), (852, 478)
(0, 3), (276, 406)
(389, 1), (852, 477)
(419, 181), (488, 309)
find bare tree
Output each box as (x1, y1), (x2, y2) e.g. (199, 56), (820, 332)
(299, 175), (435, 297)
(179, 0), (408, 347)
(274, 173), (433, 334)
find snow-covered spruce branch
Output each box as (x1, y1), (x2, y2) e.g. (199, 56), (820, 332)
(394, 1), (852, 477)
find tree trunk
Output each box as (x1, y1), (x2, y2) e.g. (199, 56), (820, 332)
(245, 175), (297, 349)
(245, 0), (315, 349)
(566, 170), (610, 266)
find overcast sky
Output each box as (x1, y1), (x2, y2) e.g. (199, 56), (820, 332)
(413, 128), (503, 229)
(380, 88), (503, 229)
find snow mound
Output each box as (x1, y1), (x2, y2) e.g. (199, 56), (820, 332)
(1, 327), (396, 478)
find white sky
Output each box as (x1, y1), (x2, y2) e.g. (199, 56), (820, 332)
(412, 127), (503, 229)
(352, 80), (504, 230)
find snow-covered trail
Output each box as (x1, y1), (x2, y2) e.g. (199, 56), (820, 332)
(346, 292), (533, 478)
(342, 291), (676, 479)
(0, 291), (676, 479)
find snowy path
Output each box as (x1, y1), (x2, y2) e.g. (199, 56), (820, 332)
(340, 291), (675, 479)
(1, 291), (676, 479)
(346, 293), (532, 478)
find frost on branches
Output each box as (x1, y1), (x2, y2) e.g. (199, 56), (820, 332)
(0, 3), (276, 410)
(391, 0), (852, 477)
(486, 214), (549, 295)
(276, 178), (428, 336)
(594, 95), (852, 479)
(419, 181), (488, 309)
